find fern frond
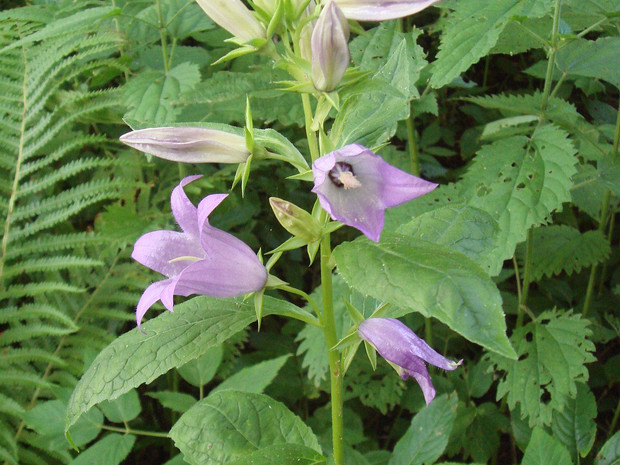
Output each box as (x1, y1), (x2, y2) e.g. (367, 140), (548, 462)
(0, 325), (77, 346)
(0, 349), (67, 368)
(5, 232), (107, 259)
(0, 393), (25, 417)
(0, 304), (78, 329)
(0, 372), (52, 389)
(2, 256), (104, 279)
(0, 282), (85, 299)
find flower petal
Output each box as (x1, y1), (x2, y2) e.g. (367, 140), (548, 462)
(196, 193), (229, 232)
(410, 369), (436, 405)
(335, 0), (442, 21)
(132, 230), (204, 278)
(171, 175), (203, 237)
(136, 279), (172, 329)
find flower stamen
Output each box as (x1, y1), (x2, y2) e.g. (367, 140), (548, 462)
(329, 162), (361, 189)
(168, 256), (203, 263)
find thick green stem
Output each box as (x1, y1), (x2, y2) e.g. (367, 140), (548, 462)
(301, 93), (320, 162)
(320, 235), (344, 465)
(406, 109), (420, 176)
(155, 0), (170, 73)
(540, 0), (562, 119)
(100, 424), (169, 438)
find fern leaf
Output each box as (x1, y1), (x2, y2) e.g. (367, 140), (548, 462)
(0, 325), (77, 346)
(0, 282), (85, 299)
(0, 393), (25, 417)
(2, 256), (104, 279)
(0, 371), (52, 389)
(0, 349), (67, 368)
(0, 304), (78, 329)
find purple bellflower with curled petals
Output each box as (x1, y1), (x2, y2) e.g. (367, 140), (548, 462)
(358, 318), (462, 405)
(334, 0), (443, 21)
(132, 175), (267, 329)
(311, 144), (437, 242)
(311, 1), (350, 92)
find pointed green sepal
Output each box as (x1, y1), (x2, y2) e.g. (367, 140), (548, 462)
(343, 300), (365, 325)
(307, 240), (320, 265)
(254, 290), (265, 331)
(342, 339), (362, 375)
(363, 340), (377, 371)
(268, 236), (308, 255)
(330, 330), (360, 352)
(287, 170), (314, 181)
(266, 0), (284, 38)
(241, 154), (253, 197)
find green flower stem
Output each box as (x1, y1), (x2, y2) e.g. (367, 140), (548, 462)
(320, 234), (344, 465)
(155, 0), (170, 73)
(279, 284), (323, 324)
(302, 93), (320, 162)
(609, 396), (620, 439)
(100, 424), (169, 438)
(406, 109), (420, 176)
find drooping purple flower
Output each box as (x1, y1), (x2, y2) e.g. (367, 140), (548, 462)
(358, 318), (461, 405)
(132, 175), (267, 328)
(334, 0), (443, 21)
(311, 144), (437, 242)
(311, 1), (350, 92)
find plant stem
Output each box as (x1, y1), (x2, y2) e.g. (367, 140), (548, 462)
(609, 396), (620, 438)
(540, 0), (562, 120)
(100, 424), (169, 438)
(320, 234), (344, 465)
(301, 93), (320, 162)
(406, 108), (421, 176)
(155, 0), (170, 73)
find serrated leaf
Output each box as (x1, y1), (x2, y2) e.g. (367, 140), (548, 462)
(388, 394), (457, 465)
(492, 311), (596, 426)
(177, 345), (223, 388)
(556, 38), (620, 90)
(396, 205), (501, 275)
(148, 391), (197, 413)
(98, 389), (141, 424)
(69, 434), (135, 465)
(522, 427), (573, 465)
(65, 296), (306, 432)
(552, 382), (597, 460)
(170, 391), (321, 465)
(430, 0), (553, 88)
(334, 235), (516, 359)
(595, 430), (620, 465)
(225, 444), (326, 465)
(520, 225), (611, 280)
(212, 354), (291, 394)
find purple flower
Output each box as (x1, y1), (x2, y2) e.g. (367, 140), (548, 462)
(132, 175), (267, 328)
(334, 0), (443, 21)
(311, 144), (437, 242)
(358, 318), (461, 405)
(311, 1), (350, 92)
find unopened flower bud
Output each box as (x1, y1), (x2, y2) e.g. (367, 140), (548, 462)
(194, 0), (266, 42)
(269, 197), (322, 243)
(253, 0), (278, 16)
(311, 1), (350, 92)
(120, 127), (250, 164)
(334, 0), (442, 21)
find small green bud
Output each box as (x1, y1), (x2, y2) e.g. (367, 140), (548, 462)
(269, 197), (322, 243)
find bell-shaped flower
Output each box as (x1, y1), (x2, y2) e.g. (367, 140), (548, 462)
(334, 0), (442, 21)
(132, 175), (267, 328)
(311, 144), (437, 242)
(311, 1), (350, 92)
(120, 127), (250, 164)
(194, 0), (266, 42)
(358, 318), (461, 405)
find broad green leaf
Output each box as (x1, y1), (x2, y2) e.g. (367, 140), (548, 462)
(595, 430), (620, 465)
(133, 0), (214, 42)
(170, 391), (321, 465)
(552, 382), (597, 460)
(518, 225), (610, 280)
(124, 62), (201, 124)
(98, 389), (141, 423)
(225, 444), (326, 465)
(430, 0), (553, 88)
(334, 235), (516, 359)
(388, 394), (457, 465)
(332, 39), (418, 147)
(492, 311), (596, 426)
(212, 354), (291, 394)
(66, 296), (308, 431)
(177, 345), (223, 388)
(556, 38), (620, 89)
(148, 391), (197, 413)
(522, 427), (573, 465)
(397, 205), (501, 275)
(69, 434), (135, 465)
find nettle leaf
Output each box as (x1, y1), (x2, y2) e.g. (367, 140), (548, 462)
(552, 382), (597, 461)
(334, 235), (516, 359)
(430, 0), (553, 88)
(491, 310), (596, 427)
(124, 62), (201, 124)
(522, 427), (573, 465)
(211, 354), (291, 394)
(225, 444), (326, 465)
(66, 296), (308, 432)
(389, 394), (457, 465)
(70, 434), (136, 465)
(595, 430), (620, 465)
(556, 37), (620, 90)
(169, 391), (322, 465)
(518, 225), (610, 280)
(98, 390), (141, 424)
(397, 205), (501, 275)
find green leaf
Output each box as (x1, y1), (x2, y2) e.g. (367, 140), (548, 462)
(522, 427), (573, 465)
(595, 430), (620, 465)
(334, 235), (516, 359)
(388, 394), (457, 465)
(98, 389), (141, 424)
(169, 391), (321, 465)
(552, 382), (597, 460)
(556, 38), (620, 89)
(124, 62), (201, 124)
(148, 391), (197, 413)
(212, 354), (291, 394)
(492, 311), (596, 426)
(225, 444), (326, 465)
(519, 225), (611, 280)
(430, 0), (553, 88)
(68, 434), (136, 465)
(396, 205), (501, 275)
(177, 345), (223, 388)
(65, 296), (299, 432)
